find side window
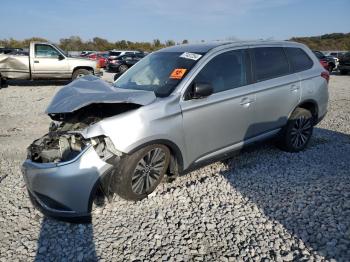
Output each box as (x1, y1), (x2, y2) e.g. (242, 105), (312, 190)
(253, 47), (290, 82)
(35, 44), (60, 58)
(193, 50), (247, 94)
(285, 47), (313, 72)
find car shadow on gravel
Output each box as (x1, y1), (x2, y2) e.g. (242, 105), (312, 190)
(220, 127), (350, 261)
(35, 217), (97, 262)
(6, 79), (70, 87)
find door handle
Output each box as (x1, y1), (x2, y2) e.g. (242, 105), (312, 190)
(290, 84), (300, 92)
(239, 97), (255, 107)
(34, 60), (39, 63)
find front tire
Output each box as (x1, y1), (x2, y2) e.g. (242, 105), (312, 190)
(72, 69), (92, 80)
(278, 108), (313, 152)
(113, 144), (170, 201)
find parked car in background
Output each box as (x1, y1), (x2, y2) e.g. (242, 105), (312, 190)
(80, 51), (95, 57)
(0, 47), (23, 54)
(7, 50), (29, 56)
(22, 41), (329, 220)
(313, 51), (335, 72)
(325, 51), (347, 60)
(108, 50), (141, 60)
(87, 52), (109, 68)
(0, 42), (102, 88)
(107, 50), (143, 69)
(338, 52), (350, 75)
(106, 53), (145, 73)
(326, 55), (339, 71)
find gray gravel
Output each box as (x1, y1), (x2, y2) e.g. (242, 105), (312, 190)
(0, 72), (349, 261)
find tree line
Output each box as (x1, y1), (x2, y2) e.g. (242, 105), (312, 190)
(1, 33), (349, 52)
(290, 33), (350, 51)
(0, 36), (188, 52)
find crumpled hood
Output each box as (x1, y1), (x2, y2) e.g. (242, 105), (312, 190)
(46, 75), (156, 114)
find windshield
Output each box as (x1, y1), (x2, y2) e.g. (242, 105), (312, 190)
(113, 51), (203, 97)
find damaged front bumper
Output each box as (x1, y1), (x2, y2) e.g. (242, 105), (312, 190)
(22, 144), (113, 219)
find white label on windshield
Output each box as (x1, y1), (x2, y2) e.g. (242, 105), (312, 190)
(180, 52), (202, 61)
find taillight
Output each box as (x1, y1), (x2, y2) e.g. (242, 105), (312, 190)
(321, 71), (329, 84)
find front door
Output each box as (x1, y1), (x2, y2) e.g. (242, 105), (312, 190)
(32, 44), (70, 79)
(180, 49), (256, 166)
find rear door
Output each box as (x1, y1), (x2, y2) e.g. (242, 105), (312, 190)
(251, 46), (301, 134)
(32, 44), (70, 79)
(180, 49), (257, 165)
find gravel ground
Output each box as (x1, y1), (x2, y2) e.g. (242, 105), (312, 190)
(0, 72), (349, 262)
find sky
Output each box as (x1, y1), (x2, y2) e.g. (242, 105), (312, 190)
(1, 0), (349, 43)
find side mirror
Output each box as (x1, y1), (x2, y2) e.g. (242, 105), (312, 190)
(58, 54), (65, 60)
(192, 82), (213, 99)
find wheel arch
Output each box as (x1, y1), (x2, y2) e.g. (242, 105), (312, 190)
(293, 99), (319, 124)
(128, 139), (185, 174)
(72, 66), (94, 75)
(87, 139), (185, 209)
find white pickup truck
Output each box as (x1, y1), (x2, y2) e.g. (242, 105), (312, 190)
(0, 42), (102, 87)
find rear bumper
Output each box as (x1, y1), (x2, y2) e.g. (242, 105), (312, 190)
(22, 145), (112, 219)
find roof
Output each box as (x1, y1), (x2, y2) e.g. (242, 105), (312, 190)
(158, 40), (301, 53)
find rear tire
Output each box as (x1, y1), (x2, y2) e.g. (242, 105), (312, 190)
(72, 69), (91, 80)
(340, 69), (348, 75)
(0, 77), (8, 89)
(118, 65), (128, 73)
(113, 72), (123, 81)
(113, 144), (170, 201)
(277, 108), (313, 152)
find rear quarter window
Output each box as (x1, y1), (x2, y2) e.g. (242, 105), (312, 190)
(285, 47), (313, 72)
(252, 47), (290, 82)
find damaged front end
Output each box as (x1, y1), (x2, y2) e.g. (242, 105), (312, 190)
(28, 132), (87, 164)
(22, 76), (156, 218)
(27, 129), (122, 165)
(24, 114), (125, 214)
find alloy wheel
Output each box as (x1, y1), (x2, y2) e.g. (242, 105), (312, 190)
(131, 148), (166, 195)
(290, 116), (312, 148)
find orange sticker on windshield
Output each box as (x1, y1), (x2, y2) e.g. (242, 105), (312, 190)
(170, 68), (187, 79)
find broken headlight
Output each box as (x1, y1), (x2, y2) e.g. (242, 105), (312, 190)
(90, 136), (122, 163)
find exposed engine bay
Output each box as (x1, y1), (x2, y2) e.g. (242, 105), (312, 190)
(27, 103), (140, 164)
(28, 132), (87, 163)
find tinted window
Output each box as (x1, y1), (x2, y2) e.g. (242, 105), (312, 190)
(253, 47), (290, 82)
(35, 44), (60, 58)
(285, 47), (313, 72)
(109, 51), (121, 56)
(193, 50), (247, 94)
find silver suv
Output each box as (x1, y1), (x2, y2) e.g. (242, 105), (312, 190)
(22, 41), (329, 219)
